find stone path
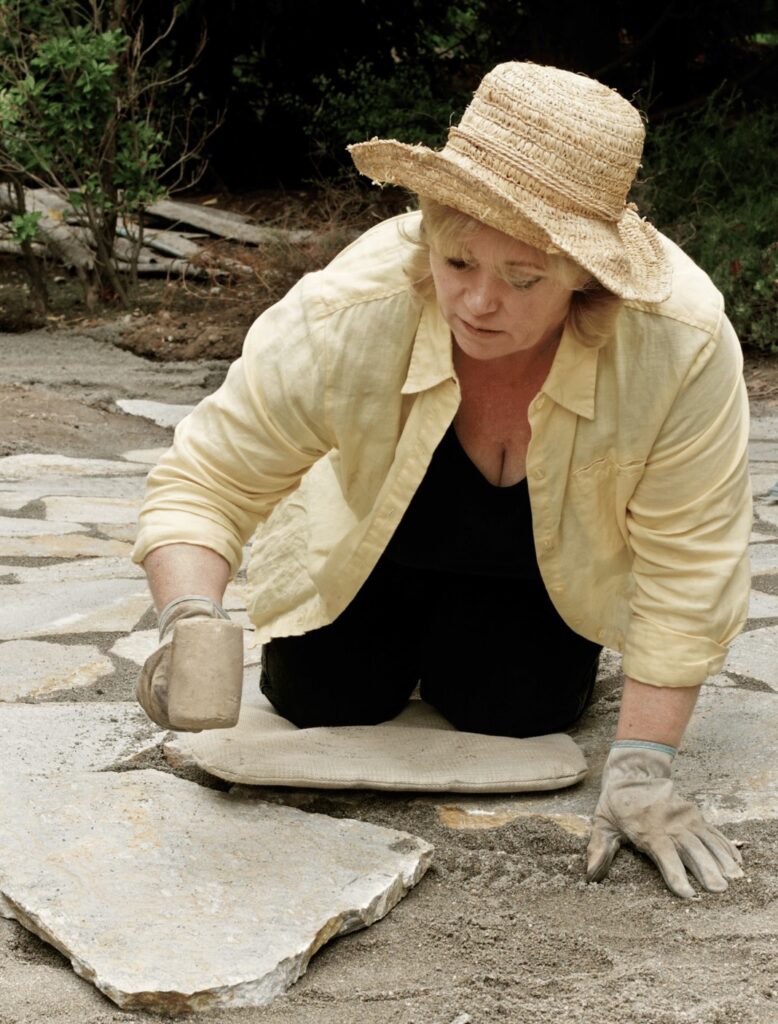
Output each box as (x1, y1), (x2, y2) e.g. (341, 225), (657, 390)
(0, 404), (432, 1013)
(2, 398), (778, 1018)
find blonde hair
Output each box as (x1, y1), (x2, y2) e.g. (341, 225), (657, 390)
(406, 198), (622, 348)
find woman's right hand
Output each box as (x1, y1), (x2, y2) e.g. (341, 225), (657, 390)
(137, 596), (244, 732)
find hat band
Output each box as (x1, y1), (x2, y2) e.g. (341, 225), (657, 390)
(448, 124), (625, 223)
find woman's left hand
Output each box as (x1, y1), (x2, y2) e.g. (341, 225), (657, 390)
(586, 742), (744, 898)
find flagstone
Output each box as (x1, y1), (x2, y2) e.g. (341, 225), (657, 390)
(0, 579), (150, 640)
(0, 703), (164, 774)
(751, 527), (774, 542)
(750, 414), (778, 441)
(0, 454), (146, 480)
(1, 534), (132, 559)
(749, 440), (778, 463)
(702, 673), (736, 688)
(223, 580), (249, 610)
(110, 629), (261, 669)
(94, 522), (138, 543)
(229, 609), (254, 631)
(757, 504), (778, 530)
(751, 473), (778, 498)
(724, 624), (778, 691)
(748, 588), (778, 620)
(0, 640), (114, 701)
(0, 491), (41, 512)
(748, 542), (778, 574)
(0, 770), (433, 1013)
(109, 630), (158, 667)
(434, 687), (778, 829)
(121, 447), (168, 465)
(0, 516), (83, 536)
(8, 555), (144, 584)
(42, 496), (141, 524)
(0, 474), (146, 504)
(116, 399), (195, 429)
(680, 687), (778, 822)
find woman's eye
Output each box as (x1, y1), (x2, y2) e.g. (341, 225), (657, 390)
(508, 276), (541, 290)
(445, 258), (471, 270)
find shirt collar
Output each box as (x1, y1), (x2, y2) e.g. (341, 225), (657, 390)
(541, 326), (599, 420)
(402, 298), (456, 394)
(402, 299), (599, 419)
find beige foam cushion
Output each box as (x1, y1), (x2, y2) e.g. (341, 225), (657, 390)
(165, 691), (588, 793)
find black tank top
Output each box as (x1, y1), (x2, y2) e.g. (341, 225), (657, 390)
(384, 424), (542, 580)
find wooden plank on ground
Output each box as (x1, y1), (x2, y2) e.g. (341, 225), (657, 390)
(0, 186), (94, 270)
(145, 199), (313, 246)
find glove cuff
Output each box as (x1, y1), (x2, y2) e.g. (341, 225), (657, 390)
(611, 739), (677, 759)
(157, 594), (230, 639)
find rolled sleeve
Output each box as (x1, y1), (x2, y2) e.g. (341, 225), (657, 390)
(132, 276), (334, 576)
(622, 313), (752, 686)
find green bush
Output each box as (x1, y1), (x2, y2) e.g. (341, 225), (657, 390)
(0, 0), (204, 310)
(636, 92), (778, 352)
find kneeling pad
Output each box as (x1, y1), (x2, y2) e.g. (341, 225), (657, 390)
(165, 689), (588, 793)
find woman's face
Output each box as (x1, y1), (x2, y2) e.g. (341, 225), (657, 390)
(429, 222), (574, 362)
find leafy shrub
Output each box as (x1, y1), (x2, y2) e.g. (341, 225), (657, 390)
(636, 92), (778, 352)
(0, 0), (206, 310)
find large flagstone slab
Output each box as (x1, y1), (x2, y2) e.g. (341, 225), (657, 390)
(724, 624), (778, 691)
(1, 533), (132, 558)
(0, 454), (146, 480)
(1, 579), (149, 639)
(42, 496), (140, 524)
(0, 640), (114, 700)
(116, 399), (195, 429)
(0, 703), (164, 773)
(0, 770), (433, 1013)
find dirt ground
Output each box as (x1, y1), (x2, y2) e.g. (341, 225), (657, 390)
(1, 228), (778, 1023)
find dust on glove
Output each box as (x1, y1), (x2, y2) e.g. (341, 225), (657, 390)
(586, 741), (743, 898)
(136, 595), (244, 732)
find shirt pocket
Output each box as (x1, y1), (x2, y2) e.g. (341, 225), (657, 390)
(568, 456), (645, 554)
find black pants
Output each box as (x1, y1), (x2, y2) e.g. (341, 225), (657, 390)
(260, 558), (601, 738)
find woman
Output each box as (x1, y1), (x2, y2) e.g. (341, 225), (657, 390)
(133, 63), (751, 898)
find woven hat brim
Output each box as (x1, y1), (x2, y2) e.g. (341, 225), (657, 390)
(349, 139), (672, 303)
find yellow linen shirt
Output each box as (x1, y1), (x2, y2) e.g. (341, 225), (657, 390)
(132, 212), (752, 687)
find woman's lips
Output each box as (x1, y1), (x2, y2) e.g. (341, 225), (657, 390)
(457, 316), (501, 336)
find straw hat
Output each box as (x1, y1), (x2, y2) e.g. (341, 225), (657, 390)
(348, 62), (672, 302)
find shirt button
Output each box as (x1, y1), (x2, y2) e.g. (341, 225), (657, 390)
(597, 629), (606, 641)
(535, 395), (546, 410)
(542, 538), (553, 551)
(533, 468), (546, 480)
(552, 584), (565, 594)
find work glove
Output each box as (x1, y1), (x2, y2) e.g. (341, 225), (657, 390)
(586, 740), (744, 898)
(136, 595), (244, 732)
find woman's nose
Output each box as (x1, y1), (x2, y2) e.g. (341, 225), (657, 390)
(463, 274), (499, 316)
